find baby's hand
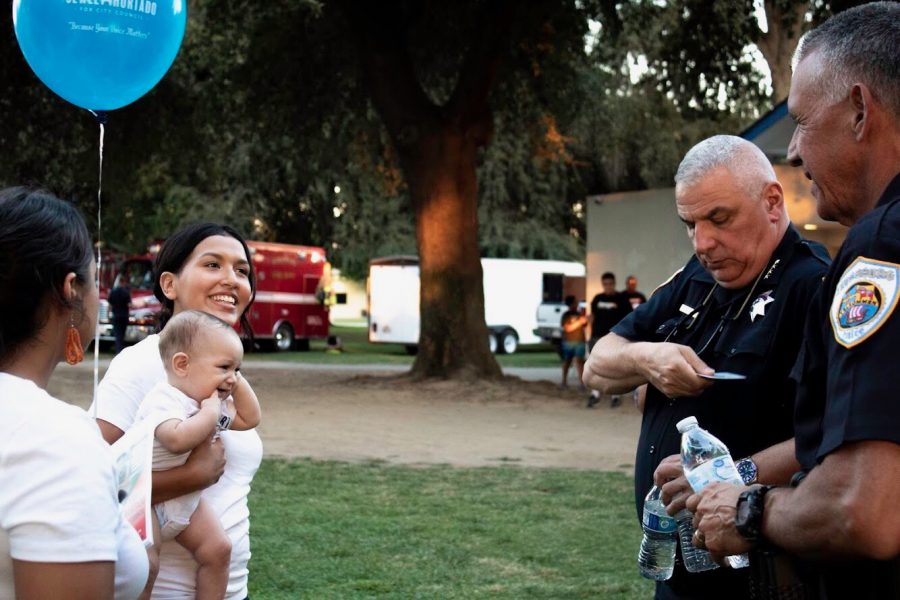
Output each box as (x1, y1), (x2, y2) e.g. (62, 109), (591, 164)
(200, 391), (220, 413)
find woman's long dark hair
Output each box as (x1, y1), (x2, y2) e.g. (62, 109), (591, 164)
(0, 187), (93, 362)
(152, 223), (256, 339)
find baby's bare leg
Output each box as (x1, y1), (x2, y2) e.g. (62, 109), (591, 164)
(137, 509), (163, 600)
(174, 499), (231, 600)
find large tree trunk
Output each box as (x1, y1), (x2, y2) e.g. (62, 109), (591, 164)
(404, 123), (501, 379)
(758, 0), (809, 103)
(342, 1), (512, 380)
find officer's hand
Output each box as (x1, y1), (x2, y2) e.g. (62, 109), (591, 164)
(639, 342), (714, 398)
(654, 454), (693, 516)
(686, 482), (752, 556)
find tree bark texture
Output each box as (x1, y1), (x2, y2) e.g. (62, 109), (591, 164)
(343, 1), (513, 379)
(758, 0), (808, 103)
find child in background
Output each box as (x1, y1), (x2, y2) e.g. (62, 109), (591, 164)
(136, 310), (261, 599)
(560, 295), (588, 390)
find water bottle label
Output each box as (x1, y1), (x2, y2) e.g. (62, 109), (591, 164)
(685, 456), (744, 492)
(643, 509), (677, 534)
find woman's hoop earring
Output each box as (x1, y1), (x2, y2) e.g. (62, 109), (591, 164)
(65, 316), (84, 365)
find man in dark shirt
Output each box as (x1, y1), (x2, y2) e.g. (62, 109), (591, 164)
(587, 272), (629, 407)
(584, 135), (829, 600)
(107, 279), (131, 354)
(686, 5), (900, 599)
(623, 275), (647, 311)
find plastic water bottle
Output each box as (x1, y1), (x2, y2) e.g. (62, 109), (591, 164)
(638, 485), (677, 581)
(677, 416), (750, 569)
(676, 509), (719, 572)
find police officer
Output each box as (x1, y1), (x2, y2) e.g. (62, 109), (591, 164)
(686, 4), (900, 599)
(584, 135), (830, 600)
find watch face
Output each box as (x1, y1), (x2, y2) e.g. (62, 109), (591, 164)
(737, 458), (758, 485)
(736, 486), (770, 542)
(736, 496), (753, 528)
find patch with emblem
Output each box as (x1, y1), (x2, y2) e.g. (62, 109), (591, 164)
(830, 257), (900, 348)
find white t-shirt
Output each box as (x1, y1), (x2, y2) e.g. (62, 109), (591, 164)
(0, 373), (148, 600)
(92, 335), (263, 600)
(137, 381), (202, 471)
(137, 381), (205, 540)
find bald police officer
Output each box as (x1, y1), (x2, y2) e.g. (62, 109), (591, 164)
(584, 135), (829, 600)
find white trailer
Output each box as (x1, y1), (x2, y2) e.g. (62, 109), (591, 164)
(367, 256), (586, 354)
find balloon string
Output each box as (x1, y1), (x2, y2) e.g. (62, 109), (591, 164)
(90, 111), (105, 418)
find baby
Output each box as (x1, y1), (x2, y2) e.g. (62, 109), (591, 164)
(136, 310), (261, 599)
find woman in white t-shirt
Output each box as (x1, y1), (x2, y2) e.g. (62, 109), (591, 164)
(92, 222), (262, 600)
(0, 187), (148, 599)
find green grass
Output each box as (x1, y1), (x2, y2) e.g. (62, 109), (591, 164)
(241, 326), (563, 368)
(248, 459), (654, 599)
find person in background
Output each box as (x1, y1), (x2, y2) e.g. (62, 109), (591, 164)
(587, 272), (630, 407)
(583, 136), (830, 600)
(622, 275), (648, 407)
(92, 222), (262, 600)
(623, 275), (647, 311)
(109, 276), (132, 354)
(686, 5), (900, 598)
(0, 186), (148, 599)
(559, 295), (588, 389)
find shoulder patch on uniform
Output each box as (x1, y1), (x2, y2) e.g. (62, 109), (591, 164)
(649, 267), (685, 299)
(830, 256), (900, 348)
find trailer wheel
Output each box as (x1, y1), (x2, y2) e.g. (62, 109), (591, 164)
(497, 329), (518, 355)
(489, 334), (498, 354)
(273, 323), (294, 352)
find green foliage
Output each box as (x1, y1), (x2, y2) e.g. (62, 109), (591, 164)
(623, 0), (767, 120)
(1, 0), (798, 278)
(249, 458), (654, 598)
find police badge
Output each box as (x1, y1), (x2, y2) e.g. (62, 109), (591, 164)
(830, 257), (900, 348)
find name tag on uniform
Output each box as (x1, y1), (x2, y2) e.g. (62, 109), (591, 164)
(679, 304), (694, 316)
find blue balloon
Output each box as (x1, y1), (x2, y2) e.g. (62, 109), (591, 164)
(12, 0), (187, 111)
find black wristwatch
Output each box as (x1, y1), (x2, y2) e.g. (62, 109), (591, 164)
(735, 484), (773, 543)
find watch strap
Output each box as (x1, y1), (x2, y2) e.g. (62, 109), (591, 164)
(736, 484), (773, 543)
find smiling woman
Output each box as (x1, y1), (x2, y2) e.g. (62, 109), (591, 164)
(91, 222), (264, 600)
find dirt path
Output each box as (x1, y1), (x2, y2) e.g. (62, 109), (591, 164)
(52, 363), (642, 473)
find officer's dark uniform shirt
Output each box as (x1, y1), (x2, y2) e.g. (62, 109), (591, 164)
(613, 226), (829, 599)
(792, 173), (900, 599)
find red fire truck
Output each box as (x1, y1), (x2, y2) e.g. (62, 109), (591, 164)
(98, 240), (332, 351)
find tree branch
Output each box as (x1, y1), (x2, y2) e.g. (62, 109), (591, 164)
(446, 0), (515, 129)
(339, 0), (436, 148)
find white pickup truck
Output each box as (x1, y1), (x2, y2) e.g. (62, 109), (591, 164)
(533, 300), (587, 347)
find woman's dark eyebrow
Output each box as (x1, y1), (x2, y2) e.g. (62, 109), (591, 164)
(199, 252), (249, 266)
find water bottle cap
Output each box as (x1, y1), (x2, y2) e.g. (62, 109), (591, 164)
(676, 416), (698, 432)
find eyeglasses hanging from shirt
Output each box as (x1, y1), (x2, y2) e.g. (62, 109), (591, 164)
(664, 258), (782, 356)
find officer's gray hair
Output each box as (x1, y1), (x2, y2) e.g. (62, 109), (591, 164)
(674, 135), (775, 200)
(794, 2), (900, 120)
